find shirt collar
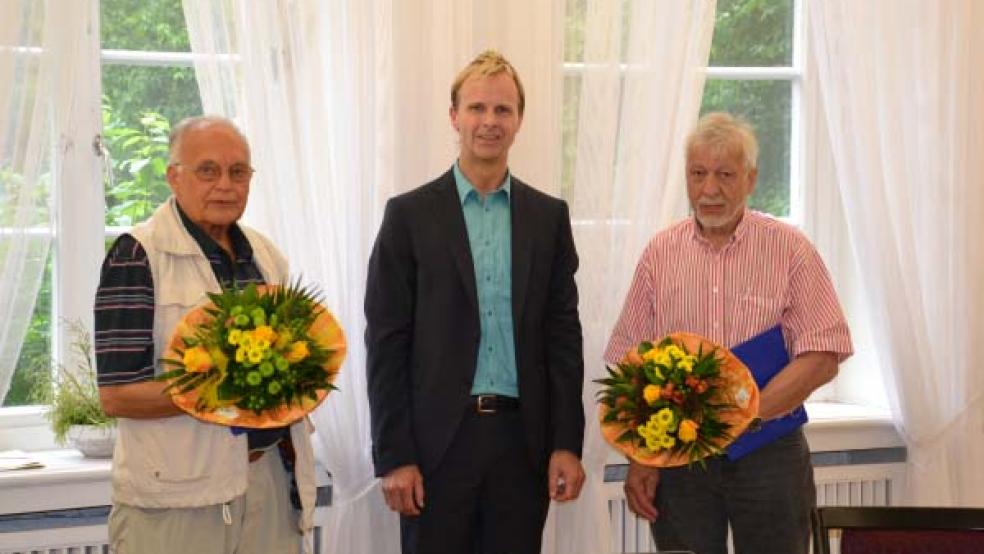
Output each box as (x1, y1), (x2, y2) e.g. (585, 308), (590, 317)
(453, 160), (511, 205)
(176, 201), (253, 262)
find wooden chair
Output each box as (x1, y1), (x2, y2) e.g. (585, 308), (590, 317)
(812, 506), (984, 554)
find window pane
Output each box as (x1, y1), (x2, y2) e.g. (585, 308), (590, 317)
(709, 0), (793, 67)
(101, 0), (192, 52)
(560, 74), (582, 198)
(3, 250), (52, 407)
(700, 79), (791, 217)
(103, 65), (202, 227)
(564, 0), (587, 63)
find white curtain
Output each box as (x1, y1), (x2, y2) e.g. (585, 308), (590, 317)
(563, 0), (715, 552)
(182, 2), (398, 553)
(184, 0), (717, 551)
(183, 1), (564, 552)
(809, 0), (984, 505)
(0, 0), (99, 402)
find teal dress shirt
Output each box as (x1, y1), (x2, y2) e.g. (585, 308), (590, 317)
(453, 162), (519, 398)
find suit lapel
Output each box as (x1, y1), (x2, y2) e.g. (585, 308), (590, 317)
(430, 170), (479, 312)
(511, 179), (534, 327)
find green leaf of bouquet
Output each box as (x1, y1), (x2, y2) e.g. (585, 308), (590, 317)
(616, 429), (638, 443)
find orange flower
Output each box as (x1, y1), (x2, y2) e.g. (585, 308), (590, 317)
(678, 419), (700, 443)
(253, 325), (278, 344)
(183, 345), (214, 373)
(626, 349), (645, 366)
(284, 340), (310, 363)
(643, 384), (661, 406)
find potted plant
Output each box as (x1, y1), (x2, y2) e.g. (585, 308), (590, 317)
(32, 320), (116, 457)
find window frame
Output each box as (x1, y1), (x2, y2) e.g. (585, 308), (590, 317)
(0, 14), (215, 435)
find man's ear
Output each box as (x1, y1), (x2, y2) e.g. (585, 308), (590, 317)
(165, 163), (180, 193)
(747, 167), (758, 194)
(449, 105), (459, 132)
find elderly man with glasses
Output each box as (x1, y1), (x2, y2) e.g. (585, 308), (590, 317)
(94, 116), (317, 553)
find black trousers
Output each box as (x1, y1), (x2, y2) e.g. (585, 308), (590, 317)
(651, 429), (815, 554)
(400, 409), (549, 554)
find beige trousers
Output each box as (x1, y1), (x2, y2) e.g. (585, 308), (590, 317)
(109, 447), (303, 554)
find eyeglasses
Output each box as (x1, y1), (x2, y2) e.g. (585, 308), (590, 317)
(173, 161), (256, 183)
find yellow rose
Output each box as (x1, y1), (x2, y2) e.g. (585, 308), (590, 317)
(247, 348), (264, 364)
(664, 345), (685, 360)
(659, 434), (676, 448)
(227, 329), (242, 345)
(183, 345), (213, 373)
(285, 340), (310, 363)
(678, 419), (699, 443)
(253, 325), (278, 344)
(643, 384), (661, 406)
(641, 348), (661, 362)
(235, 347), (247, 363)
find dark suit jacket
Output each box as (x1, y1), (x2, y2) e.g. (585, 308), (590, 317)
(365, 168), (584, 478)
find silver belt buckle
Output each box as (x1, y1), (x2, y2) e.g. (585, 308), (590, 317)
(476, 394), (496, 414)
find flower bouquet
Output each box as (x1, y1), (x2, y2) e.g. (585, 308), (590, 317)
(160, 282), (345, 428)
(596, 332), (758, 467)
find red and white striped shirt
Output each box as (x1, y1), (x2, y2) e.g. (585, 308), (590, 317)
(604, 210), (853, 364)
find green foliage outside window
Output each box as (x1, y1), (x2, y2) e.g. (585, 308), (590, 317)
(103, 106), (173, 227)
(561, 0), (795, 219)
(5, 0), (200, 406)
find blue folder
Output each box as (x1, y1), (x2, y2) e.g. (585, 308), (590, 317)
(725, 325), (807, 461)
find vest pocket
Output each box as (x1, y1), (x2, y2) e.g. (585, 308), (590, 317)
(121, 417), (240, 487)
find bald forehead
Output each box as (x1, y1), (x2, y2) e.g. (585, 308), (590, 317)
(171, 121), (250, 163)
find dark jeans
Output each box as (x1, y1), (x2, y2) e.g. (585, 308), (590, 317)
(651, 429), (815, 554)
(400, 409), (549, 554)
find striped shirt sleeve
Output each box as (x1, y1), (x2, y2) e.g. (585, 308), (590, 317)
(604, 241), (657, 365)
(95, 234), (156, 385)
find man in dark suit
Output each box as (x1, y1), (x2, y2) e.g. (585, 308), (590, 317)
(365, 50), (586, 554)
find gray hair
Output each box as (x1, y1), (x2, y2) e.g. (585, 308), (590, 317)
(685, 112), (758, 170)
(168, 115), (250, 163)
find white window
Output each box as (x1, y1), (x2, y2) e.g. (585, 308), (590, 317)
(2, 0), (199, 414)
(561, 0), (887, 407)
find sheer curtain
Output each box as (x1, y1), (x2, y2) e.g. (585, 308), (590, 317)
(183, 1), (565, 552)
(0, 0), (100, 402)
(561, 1), (716, 552)
(182, 2), (397, 553)
(809, 0), (984, 505)
(184, 0), (718, 550)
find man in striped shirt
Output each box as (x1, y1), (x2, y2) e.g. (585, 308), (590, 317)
(605, 112), (853, 554)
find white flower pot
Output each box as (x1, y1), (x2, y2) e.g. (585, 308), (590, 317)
(67, 424), (117, 458)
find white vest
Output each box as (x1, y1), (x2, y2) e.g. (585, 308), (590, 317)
(113, 197), (317, 532)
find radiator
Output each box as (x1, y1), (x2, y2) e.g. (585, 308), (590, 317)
(606, 461), (906, 554)
(0, 524), (109, 554)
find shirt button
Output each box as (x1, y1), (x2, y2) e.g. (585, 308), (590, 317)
(487, 310), (493, 316)
(712, 286), (719, 294)
(486, 276), (491, 282)
(713, 321), (720, 328)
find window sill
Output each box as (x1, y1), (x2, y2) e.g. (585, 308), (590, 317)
(0, 449), (334, 517)
(0, 450), (111, 515)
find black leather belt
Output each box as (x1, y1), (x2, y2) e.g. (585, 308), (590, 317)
(472, 394), (520, 414)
